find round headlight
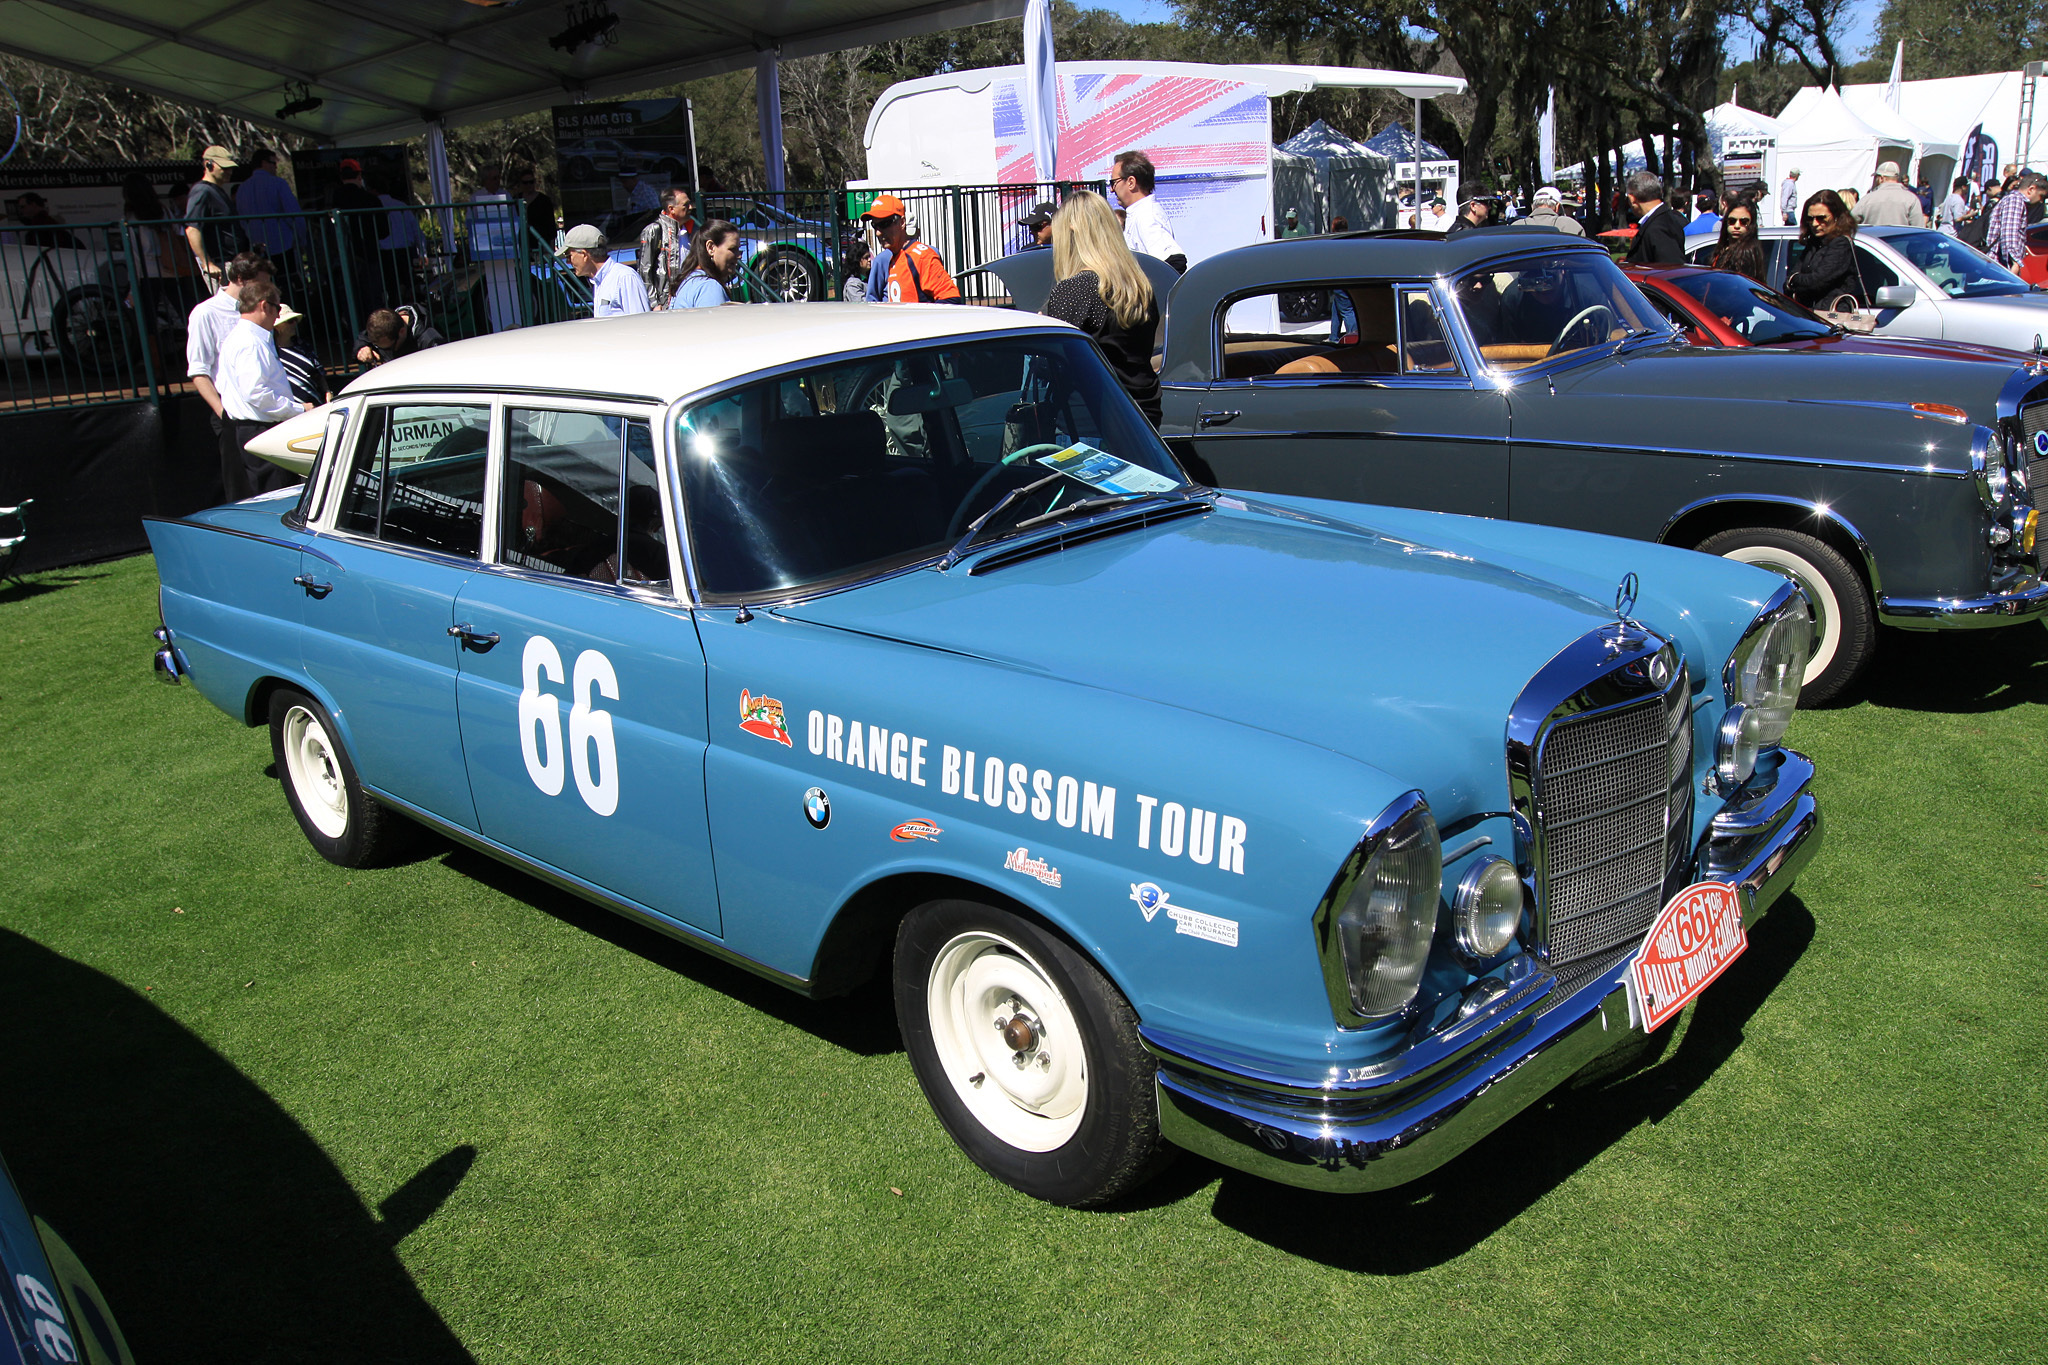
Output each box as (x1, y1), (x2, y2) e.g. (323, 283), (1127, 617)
(1727, 595), (1810, 750)
(1986, 461), (2011, 504)
(1332, 803), (1442, 1018)
(1716, 703), (1762, 791)
(1453, 856), (1523, 960)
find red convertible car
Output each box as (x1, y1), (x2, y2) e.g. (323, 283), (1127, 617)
(1625, 263), (2034, 362)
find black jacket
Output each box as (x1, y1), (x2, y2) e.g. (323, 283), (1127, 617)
(1626, 204), (1685, 265)
(1786, 235), (1863, 309)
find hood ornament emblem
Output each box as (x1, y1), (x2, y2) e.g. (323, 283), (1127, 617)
(1614, 572), (1639, 623)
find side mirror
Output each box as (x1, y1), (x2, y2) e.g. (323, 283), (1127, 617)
(1872, 284), (1918, 309)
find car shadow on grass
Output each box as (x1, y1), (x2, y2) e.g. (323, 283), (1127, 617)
(437, 844), (905, 1058)
(0, 570), (111, 604)
(1832, 624), (2048, 713)
(1200, 896), (1816, 1272)
(0, 931), (478, 1364)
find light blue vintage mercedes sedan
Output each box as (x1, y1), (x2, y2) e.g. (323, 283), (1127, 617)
(145, 305), (1820, 1205)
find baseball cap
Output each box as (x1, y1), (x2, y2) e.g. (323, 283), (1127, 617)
(338, 157), (361, 176)
(1534, 185), (1563, 205)
(203, 145), (239, 168)
(558, 223), (607, 254)
(1876, 159), (1901, 178)
(1016, 201), (1055, 230)
(862, 193), (908, 221)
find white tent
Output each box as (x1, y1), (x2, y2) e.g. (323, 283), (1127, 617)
(1782, 72), (2042, 190)
(1556, 103), (1781, 184)
(1774, 88), (1922, 196)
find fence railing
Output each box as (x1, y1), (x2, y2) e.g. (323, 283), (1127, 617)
(2, 183), (1113, 413)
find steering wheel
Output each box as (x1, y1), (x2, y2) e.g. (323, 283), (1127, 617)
(1547, 304), (1616, 356)
(946, 443), (1071, 539)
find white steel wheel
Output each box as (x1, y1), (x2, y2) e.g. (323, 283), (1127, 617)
(926, 931), (1090, 1152)
(1699, 526), (1874, 706)
(280, 704), (349, 840)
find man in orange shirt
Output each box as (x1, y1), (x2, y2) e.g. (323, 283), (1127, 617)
(862, 194), (961, 303)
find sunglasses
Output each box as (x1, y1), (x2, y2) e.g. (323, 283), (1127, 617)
(1728, 216), (1754, 225)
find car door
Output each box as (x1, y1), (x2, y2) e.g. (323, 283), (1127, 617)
(1853, 238), (1947, 338)
(300, 397), (489, 830)
(1180, 282), (1510, 517)
(449, 403), (722, 937)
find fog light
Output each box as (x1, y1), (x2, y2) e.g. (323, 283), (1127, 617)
(1453, 856), (1523, 960)
(1716, 704), (1761, 793)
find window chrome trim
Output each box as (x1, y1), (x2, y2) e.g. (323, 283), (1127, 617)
(1207, 278), (1452, 384)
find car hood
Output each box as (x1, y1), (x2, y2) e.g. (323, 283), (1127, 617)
(776, 498), (1767, 810)
(1552, 336), (2020, 424)
(1785, 334), (2040, 364)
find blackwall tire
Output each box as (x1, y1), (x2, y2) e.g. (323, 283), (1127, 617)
(268, 687), (411, 867)
(894, 898), (1168, 1206)
(1698, 526), (1873, 706)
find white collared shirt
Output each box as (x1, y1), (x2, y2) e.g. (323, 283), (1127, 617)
(1121, 193), (1184, 264)
(185, 289), (241, 379)
(591, 256), (651, 318)
(218, 318), (300, 423)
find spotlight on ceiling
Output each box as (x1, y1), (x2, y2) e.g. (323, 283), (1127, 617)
(548, 1), (620, 55)
(276, 82), (323, 121)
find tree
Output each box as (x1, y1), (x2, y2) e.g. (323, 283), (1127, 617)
(1873, 0), (2047, 82)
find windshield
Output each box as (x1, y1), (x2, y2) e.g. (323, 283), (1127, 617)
(1667, 272), (1835, 343)
(1885, 230), (2030, 298)
(676, 334), (1186, 598)
(1451, 252), (1669, 369)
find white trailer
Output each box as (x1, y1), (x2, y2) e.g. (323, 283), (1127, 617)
(855, 61), (1464, 275)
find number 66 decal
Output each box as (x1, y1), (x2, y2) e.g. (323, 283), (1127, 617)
(519, 634), (620, 816)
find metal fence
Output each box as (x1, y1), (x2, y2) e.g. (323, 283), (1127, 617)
(2, 182), (1111, 413)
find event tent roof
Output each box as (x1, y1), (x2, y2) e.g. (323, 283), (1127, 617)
(1277, 118), (1382, 161)
(1363, 124), (1449, 162)
(1775, 86), (1938, 189)
(1782, 71), (2048, 170)
(0, 0), (1025, 143)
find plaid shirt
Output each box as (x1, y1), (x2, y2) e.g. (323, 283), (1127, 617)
(1986, 191), (2031, 266)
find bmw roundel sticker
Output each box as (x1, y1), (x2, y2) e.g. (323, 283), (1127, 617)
(803, 787), (831, 829)
(2035, 430), (2048, 458)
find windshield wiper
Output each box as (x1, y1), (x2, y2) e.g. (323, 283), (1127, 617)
(1012, 491), (1150, 530)
(938, 471), (1075, 570)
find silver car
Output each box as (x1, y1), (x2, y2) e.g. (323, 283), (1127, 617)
(1686, 225), (2048, 354)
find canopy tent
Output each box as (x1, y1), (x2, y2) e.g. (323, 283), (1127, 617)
(1274, 119), (1395, 229)
(1782, 71), (2048, 186)
(1774, 87), (1936, 195)
(1363, 124), (1448, 162)
(1557, 103), (1781, 182)
(0, 0), (1025, 196)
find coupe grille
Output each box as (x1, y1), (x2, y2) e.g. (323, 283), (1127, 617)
(2025, 401), (2048, 572)
(1534, 670), (1692, 992)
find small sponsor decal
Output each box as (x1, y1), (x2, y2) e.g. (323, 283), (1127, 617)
(739, 689), (792, 746)
(1003, 847), (1063, 888)
(1129, 882), (1237, 946)
(891, 818), (943, 843)
(1626, 881), (1747, 1033)
(803, 787), (831, 829)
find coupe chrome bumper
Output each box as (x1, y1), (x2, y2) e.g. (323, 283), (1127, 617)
(1879, 577), (2048, 629)
(1149, 749), (1821, 1194)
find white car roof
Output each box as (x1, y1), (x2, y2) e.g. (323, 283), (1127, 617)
(342, 303), (1071, 405)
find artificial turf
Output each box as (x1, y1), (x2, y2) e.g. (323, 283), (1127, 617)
(1, 552), (2043, 1364)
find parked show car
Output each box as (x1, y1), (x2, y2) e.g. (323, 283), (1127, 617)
(149, 305), (1819, 1205)
(1627, 263), (2033, 364)
(1158, 231), (2048, 704)
(1685, 224), (2048, 354)
(0, 1147), (134, 1364)
(701, 197), (839, 302)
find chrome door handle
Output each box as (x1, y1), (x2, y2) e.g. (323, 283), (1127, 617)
(292, 574), (332, 598)
(1199, 410), (1240, 428)
(447, 623), (500, 651)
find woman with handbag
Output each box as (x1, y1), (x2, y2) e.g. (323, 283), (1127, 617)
(1785, 190), (1864, 314)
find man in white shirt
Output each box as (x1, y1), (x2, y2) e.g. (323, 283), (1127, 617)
(1111, 149), (1188, 273)
(216, 282), (304, 499)
(559, 223), (650, 317)
(186, 251), (274, 501)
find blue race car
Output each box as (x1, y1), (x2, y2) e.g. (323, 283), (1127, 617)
(148, 304), (1819, 1205)
(0, 1150), (133, 1364)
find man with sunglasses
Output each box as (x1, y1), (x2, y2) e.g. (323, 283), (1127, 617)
(1111, 149), (1187, 274)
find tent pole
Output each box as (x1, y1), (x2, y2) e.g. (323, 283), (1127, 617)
(685, 97), (700, 202)
(756, 50), (785, 198)
(1413, 95), (1422, 223)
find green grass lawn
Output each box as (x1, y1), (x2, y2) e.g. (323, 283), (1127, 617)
(2, 553), (2044, 1364)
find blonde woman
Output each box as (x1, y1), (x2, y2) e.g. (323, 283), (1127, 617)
(1045, 194), (1161, 422)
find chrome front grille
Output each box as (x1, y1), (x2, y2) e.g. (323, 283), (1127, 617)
(1534, 666), (1692, 983)
(2025, 401), (2048, 572)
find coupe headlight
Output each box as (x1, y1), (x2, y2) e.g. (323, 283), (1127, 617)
(1718, 588), (1811, 789)
(1317, 795), (1442, 1021)
(1453, 856), (1524, 960)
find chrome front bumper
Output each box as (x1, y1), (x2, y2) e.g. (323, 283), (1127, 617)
(1149, 749), (1821, 1194)
(1879, 577), (2048, 629)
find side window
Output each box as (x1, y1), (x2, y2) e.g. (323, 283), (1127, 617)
(1396, 288), (1461, 373)
(1218, 285), (1404, 379)
(334, 403), (489, 558)
(502, 409), (666, 588)
(1855, 245), (1901, 297)
(1687, 243), (1717, 266)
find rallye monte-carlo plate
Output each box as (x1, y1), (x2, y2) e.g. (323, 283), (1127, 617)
(1625, 881), (1747, 1033)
